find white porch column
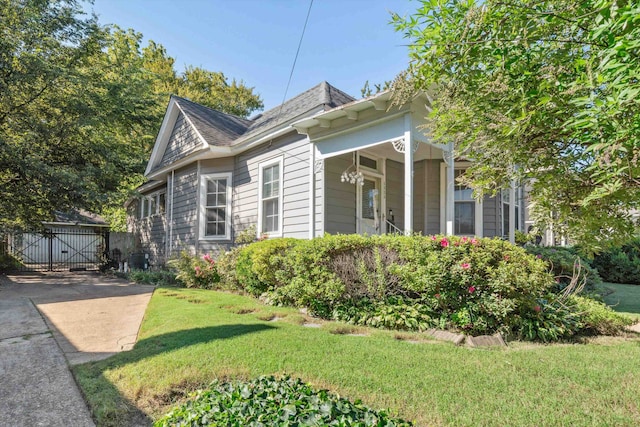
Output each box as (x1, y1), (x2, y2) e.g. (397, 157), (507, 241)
(308, 140), (316, 239)
(445, 142), (455, 236)
(403, 113), (413, 235)
(508, 181), (516, 244)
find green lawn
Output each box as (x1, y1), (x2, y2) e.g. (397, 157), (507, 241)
(74, 287), (640, 427)
(600, 282), (640, 319)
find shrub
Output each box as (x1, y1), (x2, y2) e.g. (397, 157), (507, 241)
(332, 296), (438, 331)
(235, 238), (299, 296)
(591, 238), (640, 285)
(155, 376), (411, 426)
(568, 295), (635, 335)
(216, 247), (242, 290)
(168, 250), (220, 289)
(128, 269), (178, 286)
(0, 252), (21, 272)
(525, 246), (603, 291)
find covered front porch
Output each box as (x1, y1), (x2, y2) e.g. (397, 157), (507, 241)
(294, 91), (521, 242)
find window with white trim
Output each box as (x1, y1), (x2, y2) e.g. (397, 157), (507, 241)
(139, 192), (166, 219)
(454, 169), (475, 235)
(502, 189), (521, 236)
(258, 158), (283, 236)
(200, 173), (232, 239)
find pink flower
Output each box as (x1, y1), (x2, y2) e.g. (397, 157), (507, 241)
(194, 266), (202, 277)
(461, 263), (471, 269)
(203, 254), (214, 263)
(470, 238), (478, 245)
(503, 255), (510, 261)
(435, 293), (441, 299)
(468, 286), (476, 293)
(440, 238), (449, 248)
(431, 235), (437, 241)
(461, 236), (468, 243)
(536, 254), (542, 259)
(534, 305), (541, 312)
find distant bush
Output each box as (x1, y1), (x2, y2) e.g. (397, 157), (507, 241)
(525, 246), (603, 291)
(168, 250), (220, 289)
(155, 376), (412, 426)
(127, 269), (178, 286)
(591, 238), (640, 285)
(0, 252), (22, 272)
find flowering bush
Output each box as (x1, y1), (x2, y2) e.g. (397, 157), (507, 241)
(169, 250), (220, 289)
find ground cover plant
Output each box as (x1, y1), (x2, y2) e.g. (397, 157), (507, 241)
(73, 287), (640, 427)
(155, 375), (411, 426)
(208, 234), (632, 341)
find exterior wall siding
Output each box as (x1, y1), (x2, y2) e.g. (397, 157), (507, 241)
(170, 164), (198, 254)
(128, 184), (168, 265)
(424, 159), (441, 235)
(159, 113), (202, 168)
(324, 154), (356, 235)
(483, 193), (501, 238)
(233, 132), (311, 240)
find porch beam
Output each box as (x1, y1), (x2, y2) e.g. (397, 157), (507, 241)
(404, 113), (413, 235)
(445, 142), (455, 236)
(372, 99), (387, 111)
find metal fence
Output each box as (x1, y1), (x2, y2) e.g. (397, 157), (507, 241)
(1, 226), (110, 272)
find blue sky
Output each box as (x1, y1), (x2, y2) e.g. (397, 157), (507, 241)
(85, 0), (415, 112)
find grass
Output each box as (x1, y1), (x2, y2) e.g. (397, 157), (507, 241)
(600, 282), (640, 320)
(73, 286), (640, 427)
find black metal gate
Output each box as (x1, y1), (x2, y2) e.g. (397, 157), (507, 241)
(1, 227), (109, 272)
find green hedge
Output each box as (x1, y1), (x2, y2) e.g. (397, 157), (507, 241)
(591, 238), (640, 285)
(212, 234), (633, 340)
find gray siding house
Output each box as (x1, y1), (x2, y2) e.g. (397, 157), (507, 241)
(129, 82), (525, 263)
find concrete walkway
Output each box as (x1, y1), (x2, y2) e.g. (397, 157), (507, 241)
(0, 272), (154, 426)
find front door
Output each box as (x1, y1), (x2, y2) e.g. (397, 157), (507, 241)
(357, 176), (382, 235)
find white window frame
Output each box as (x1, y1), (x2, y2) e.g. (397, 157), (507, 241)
(140, 191), (166, 219)
(258, 157), (284, 238)
(501, 188), (522, 237)
(199, 172), (232, 241)
(440, 162), (483, 236)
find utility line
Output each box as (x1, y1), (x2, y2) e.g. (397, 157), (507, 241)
(275, 0), (314, 124)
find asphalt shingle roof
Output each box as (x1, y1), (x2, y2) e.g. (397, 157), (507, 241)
(171, 96), (253, 147)
(172, 81), (355, 147)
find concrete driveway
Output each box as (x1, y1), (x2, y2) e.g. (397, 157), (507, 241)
(0, 272), (154, 426)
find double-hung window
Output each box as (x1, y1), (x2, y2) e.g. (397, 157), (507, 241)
(200, 173), (232, 240)
(454, 169), (475, 235)
(502, 189), (521, 237)
(258, 158), (283, 236)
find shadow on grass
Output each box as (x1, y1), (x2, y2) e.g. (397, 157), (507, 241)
(601, 283), (640, 316)
(74, 323), (276, 426)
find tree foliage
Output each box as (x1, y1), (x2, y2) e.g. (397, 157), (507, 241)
(0, 0), (263, 230)
(392, 0), (640, 248)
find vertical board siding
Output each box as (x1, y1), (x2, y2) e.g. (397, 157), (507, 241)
(324, 154), (356, 234)
(385, 159), (404, 232)
(160, 113), (202, 168)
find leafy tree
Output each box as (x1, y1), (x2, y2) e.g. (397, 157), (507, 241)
(0, 1), (263, 231)
(392, 0), (639, 248)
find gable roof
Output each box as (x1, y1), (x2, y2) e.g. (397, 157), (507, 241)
(171, 96), (252, 147)
(145, 81), (355, 177)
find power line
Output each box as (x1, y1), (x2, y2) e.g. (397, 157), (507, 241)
(275, 0), (314, 124)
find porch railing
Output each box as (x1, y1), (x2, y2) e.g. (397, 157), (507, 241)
(385, 220), (403, 235)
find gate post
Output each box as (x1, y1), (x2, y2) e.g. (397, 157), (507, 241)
(48, 233), (53, 271)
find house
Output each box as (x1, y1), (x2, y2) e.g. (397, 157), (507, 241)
(129, 82), (526, 264)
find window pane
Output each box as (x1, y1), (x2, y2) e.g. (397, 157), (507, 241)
(205, 207), (226, 236)
(455, 202), (475, 234)
(263, 199), (278, 232)
(361, 179), (376, 220)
